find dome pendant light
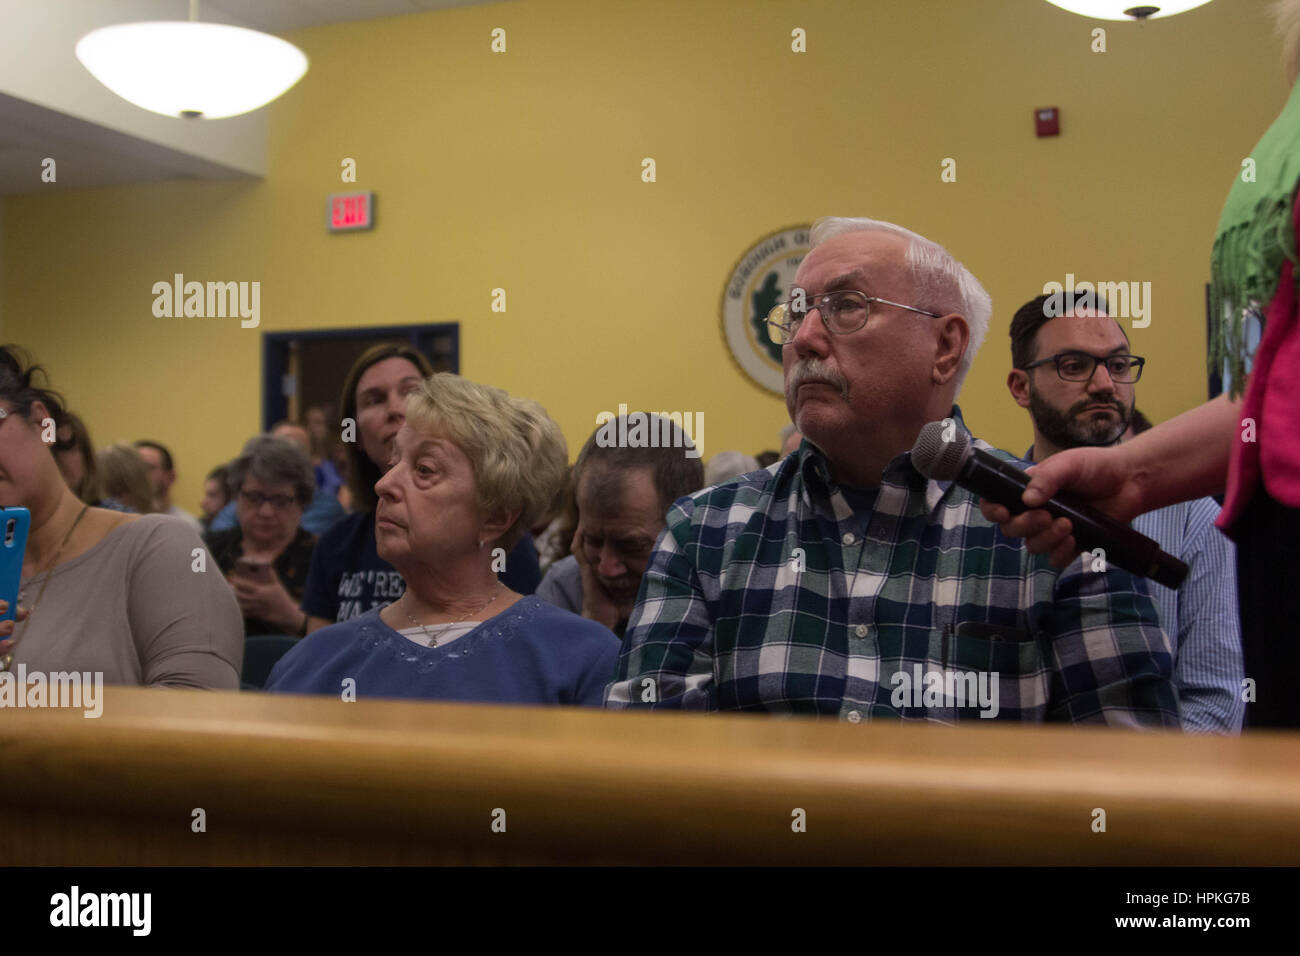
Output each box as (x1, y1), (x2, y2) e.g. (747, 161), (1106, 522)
(1044, 1), (1214, 20)
(75, 0), (308, 119)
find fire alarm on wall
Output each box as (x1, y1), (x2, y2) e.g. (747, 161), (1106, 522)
(1035, 107), (1060, 137)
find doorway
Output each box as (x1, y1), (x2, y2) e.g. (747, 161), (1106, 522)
(261, 323), (459, 431)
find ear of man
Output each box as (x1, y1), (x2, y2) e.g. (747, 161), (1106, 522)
(930, 313), (970, 386)
(1007, 368), (1032, 409)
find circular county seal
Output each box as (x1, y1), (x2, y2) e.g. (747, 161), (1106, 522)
(720, 225), (811, 395)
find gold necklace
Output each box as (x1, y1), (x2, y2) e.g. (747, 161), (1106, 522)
(403, 584), (504, 648)
(2, 503), (90, 672)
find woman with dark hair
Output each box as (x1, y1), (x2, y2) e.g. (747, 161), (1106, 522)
(0, 345), (242, 687)
(205, 436), (317, 637)
(51, 411), (101, 507)
(300, 344), (543, 633)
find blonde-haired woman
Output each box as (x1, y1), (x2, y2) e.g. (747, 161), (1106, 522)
(268, 374), (619, 705)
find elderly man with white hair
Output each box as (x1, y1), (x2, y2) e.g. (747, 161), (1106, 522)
(606, 217), (1178, 726)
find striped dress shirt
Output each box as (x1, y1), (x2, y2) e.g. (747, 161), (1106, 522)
(605, 409), (1180, 727)
(1133, 500), (1244, 732)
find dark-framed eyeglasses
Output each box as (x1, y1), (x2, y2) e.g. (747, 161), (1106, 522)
(1021, 351), (1146, 384)
(239, 490), (299, 511)
(767, 289), (941, 345)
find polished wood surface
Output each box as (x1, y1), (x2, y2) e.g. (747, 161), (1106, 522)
(1, 686), (1296, 865)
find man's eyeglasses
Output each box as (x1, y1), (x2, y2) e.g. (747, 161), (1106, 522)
(239, 490), (299, 511)
(767, 289), (940, 345)
(1021, 351), (1146, 384)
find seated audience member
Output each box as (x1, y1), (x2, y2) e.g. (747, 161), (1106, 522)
(200, 464), (231, 530)
(755, 450), (780, 469)
(207, 421), (347, 536)
(0, 346), (241, 687)
(779, 423), (802, 457)
(135, 439), (203, 532)
(51, 411), (104, 506)
(271, 419), (346, 534)
(536, 415), (703, 637)
(980, 6), (1300, 729)
(703, 450), (760, 487)
(1005, 293), (1243, 732)
(97, 443), (158, 515)
(531, 468), (574, 574)
(304, 403), (345, 500)
(604, 217), (1179, 726)
(267, 374), (619, 705)
(205, 436), (318, 637)
(300, 345), (541, 632)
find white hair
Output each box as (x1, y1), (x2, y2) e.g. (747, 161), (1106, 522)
(808, 216), (992, 395)
(704, 451), (760, 486)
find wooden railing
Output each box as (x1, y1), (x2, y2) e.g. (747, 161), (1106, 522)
(1, 686), (1296, 865)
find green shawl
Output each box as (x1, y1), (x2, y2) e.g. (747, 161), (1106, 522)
(1209, 74), (1300, 397)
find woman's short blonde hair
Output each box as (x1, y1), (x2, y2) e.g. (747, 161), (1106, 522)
(404, 373), (568, 551)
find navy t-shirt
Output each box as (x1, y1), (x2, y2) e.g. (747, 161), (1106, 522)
(300, 510), (542, 623)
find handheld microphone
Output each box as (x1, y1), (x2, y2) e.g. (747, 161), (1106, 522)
(910, 421), (1188, 589)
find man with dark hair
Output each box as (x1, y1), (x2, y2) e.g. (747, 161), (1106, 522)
(135, 439), (202, 532)
(535, 414), (703, 637)
(1005, 293), (1243, 732)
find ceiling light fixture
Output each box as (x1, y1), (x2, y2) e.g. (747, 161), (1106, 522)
(1044, 0), (1214, 20)
(75, 0), (308, 119)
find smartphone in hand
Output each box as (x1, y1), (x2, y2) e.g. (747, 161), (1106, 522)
(233, 556), (275, 584)
(1, 507), (31, 622)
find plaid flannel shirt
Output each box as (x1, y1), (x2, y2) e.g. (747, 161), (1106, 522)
(605, 408), (1180, 727)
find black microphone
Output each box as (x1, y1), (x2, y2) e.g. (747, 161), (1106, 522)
(910, 421), (1188, 589)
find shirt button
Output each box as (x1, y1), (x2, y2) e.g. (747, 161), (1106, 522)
(842, 532), (856, 546)
(855, 624), (868, 637)
(846, 710), (861, 723)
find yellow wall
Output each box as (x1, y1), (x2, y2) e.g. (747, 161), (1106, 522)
(1, 0), (1289, 514)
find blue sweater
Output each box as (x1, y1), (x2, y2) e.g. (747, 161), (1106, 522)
(266, 597), (620, 706)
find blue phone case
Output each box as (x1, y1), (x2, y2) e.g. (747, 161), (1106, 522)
(1, 507), (30, 622)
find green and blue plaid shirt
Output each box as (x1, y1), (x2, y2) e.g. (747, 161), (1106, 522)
(605, 408), (1180, 727)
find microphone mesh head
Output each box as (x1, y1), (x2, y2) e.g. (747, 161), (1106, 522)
(911, 421), (971, 480)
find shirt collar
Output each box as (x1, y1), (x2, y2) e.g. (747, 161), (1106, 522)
(793, 404), (971, 515)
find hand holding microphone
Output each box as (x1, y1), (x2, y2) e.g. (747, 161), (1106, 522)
(976, 443), (1147, 567)
(911, 421), (1187, 588)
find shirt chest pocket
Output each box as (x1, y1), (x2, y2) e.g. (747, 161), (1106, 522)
(946, 621), (1051, 720)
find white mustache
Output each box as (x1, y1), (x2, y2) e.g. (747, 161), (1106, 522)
(787, 359), (850, 398)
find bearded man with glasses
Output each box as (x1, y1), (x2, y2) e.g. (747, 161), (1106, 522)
(1006, 293), (1242, 733)
(605, 217), (1179, 727)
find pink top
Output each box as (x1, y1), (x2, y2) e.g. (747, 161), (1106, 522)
(1217, 192), (1300, 537)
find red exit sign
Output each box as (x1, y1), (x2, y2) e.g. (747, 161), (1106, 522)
(327, 191), (375, 232)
